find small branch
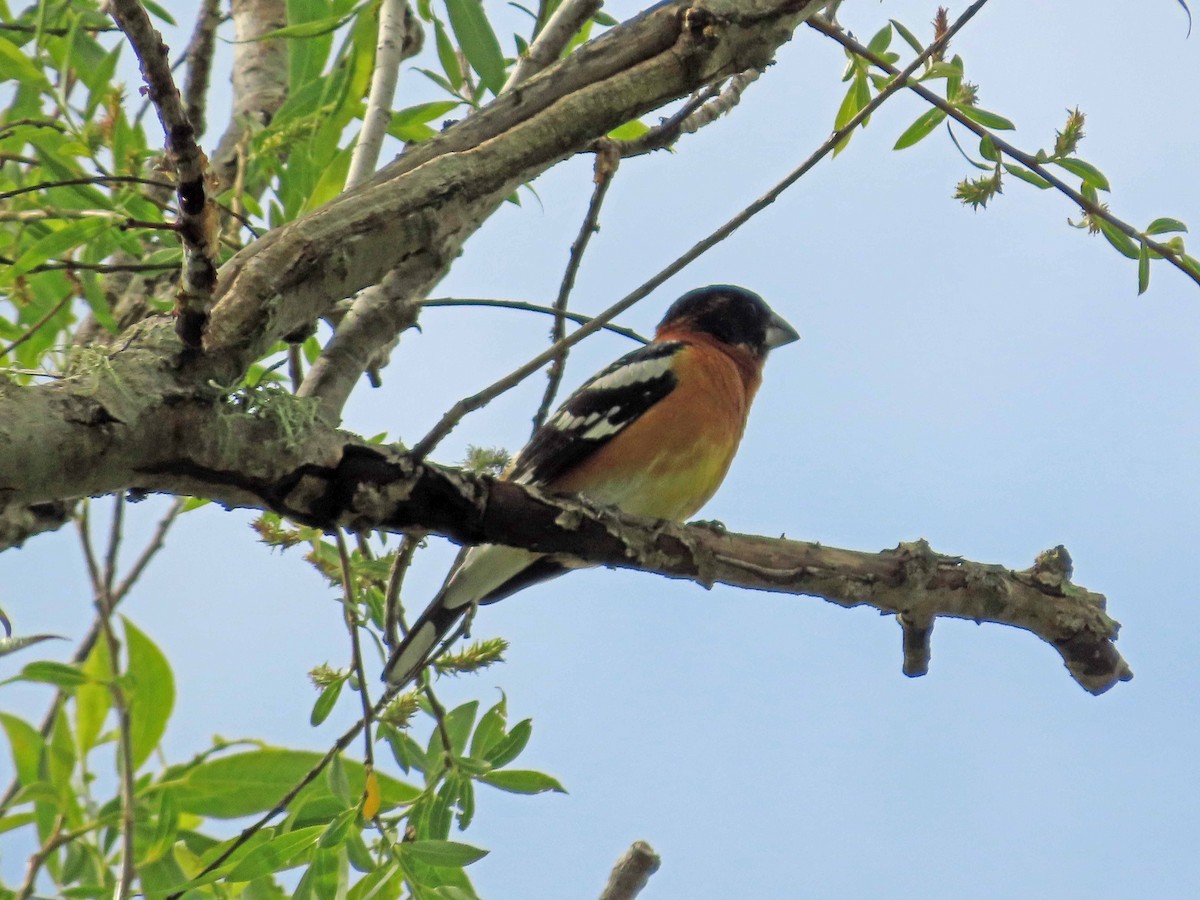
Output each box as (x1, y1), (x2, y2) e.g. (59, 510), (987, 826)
(107, 0), (219, 348)
(335, 530), (375, 767)
(0, 175), (173, 202)
(296, 270), (422, 423)
(504, 0), (603, 92)
(112, 498), (185, 601)
(0, 294), (72, 361)
(182, 0), (222, 136)
(345, 0), (420, 189)
(531, 143), (620, 435)
(422, 298), (648, 343)
(410, 1), (974, 460)
(384, 532), (424, 648)
(608, 86), (719, 157)
(898, 611), (933, 677)
(102, 493), (126, 600)
(807, 16), (1200, 290)
(599, 841), (661, 900)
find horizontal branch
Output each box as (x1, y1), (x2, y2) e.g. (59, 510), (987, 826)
(125, 421), (1126, 696)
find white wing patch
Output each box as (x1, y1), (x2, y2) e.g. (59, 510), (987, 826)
(581, 406), (624, 439)
(585, 354), (675, 392)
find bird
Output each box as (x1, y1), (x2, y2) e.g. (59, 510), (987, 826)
(382, 284), (799, 688)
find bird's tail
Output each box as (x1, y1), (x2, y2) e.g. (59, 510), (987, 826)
(381, 585), (467, 688)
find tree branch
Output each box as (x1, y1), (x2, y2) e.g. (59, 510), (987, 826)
(107, 0), (219, 348)
(504, 0), (604, 91)
(210, 0), (288, 190)
(808, 16), (1200, 290)
(599, 841), (661, 900)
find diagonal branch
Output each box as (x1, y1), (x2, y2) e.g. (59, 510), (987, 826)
(504, 0), (604, 92)
(808, 16), (1200, 290)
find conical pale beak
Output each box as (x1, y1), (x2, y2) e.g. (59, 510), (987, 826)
(765, 311), (800, 350)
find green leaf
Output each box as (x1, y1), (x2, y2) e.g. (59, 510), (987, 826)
(17, 661), (89, 688)
(224, 825), (325, 882)
(1146, 217), (1188, 235)
(1098, 220), (1140, 259)
(482, 718), (530, 768)
(470, 697), (506, 759)
(256, 6), (361, 40)
(347, 861), (402, 900)
(0, 713), (44, 787)
(1053, 157), (1111, 191)
(444, 0), (507, 95)
(434, 19), (464, 91)
(978, 134), (998, 162)
(0, 34), (51, 89)
(442, 701), (478, 757)
(1180, 254), (1200, 280)
(893, 108), (946, 150)
(328, 752), (352, 806)
(319, 808), (358, 848)
(607, 119), (650, 142)
(1003, 163), (1052, 189)
(920, 60), (964, 81)
(3, 217), (109, 281)
(889, 18), (924, 54)
(75, 638), (112, 756)
(177, 749), (419, 820)
(123, 617), (175, 771)
(401, 839), (488, 868)
(478, 769), (566, 795)
(956, 105), (1015, 130)
(294, 845), (348, 900)
(0, 634), (64, 658)
(866, 24), (892, 54)
(1137, 241), (1150, 295)
(310, 679), (344, 727)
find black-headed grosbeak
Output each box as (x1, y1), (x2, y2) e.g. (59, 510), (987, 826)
(383, 285), (798, 687)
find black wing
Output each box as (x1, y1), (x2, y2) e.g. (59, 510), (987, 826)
(509, 341), (683, 486)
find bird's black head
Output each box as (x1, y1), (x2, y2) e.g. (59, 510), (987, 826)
(657, 285), (799, 356)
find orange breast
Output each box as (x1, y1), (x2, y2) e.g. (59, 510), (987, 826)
(550, 338), (760, 521)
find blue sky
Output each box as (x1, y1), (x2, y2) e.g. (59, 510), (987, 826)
(4, 1), (1200, 896)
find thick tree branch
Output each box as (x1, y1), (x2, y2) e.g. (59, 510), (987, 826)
(201, 0), (824, 374)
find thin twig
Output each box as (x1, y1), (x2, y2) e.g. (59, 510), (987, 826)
(807, 16), (1200, 289)
(0, 255), (178, 275)
(0, 294), (72, 361)
(112, 498), (185, 600)
(335, 530), (375, 767)
(531, 144), (620, 435)
(384, 532), (424, 648)
(182, 0), (222, 137)
(14, 818), (108, 900)
(421, 298), (648, 343)
(608, 86), (720, 158)
(0, 175), (173, 202)
(410, 1), (982, 461)
(423, 684), (455, 759)
(102, 493), (126, 601)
